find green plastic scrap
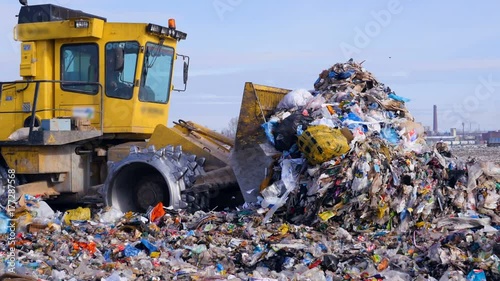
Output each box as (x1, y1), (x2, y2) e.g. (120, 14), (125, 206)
(387, 211), (396, 231)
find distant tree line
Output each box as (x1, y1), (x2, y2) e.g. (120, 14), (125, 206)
(220, 117), (238, 139)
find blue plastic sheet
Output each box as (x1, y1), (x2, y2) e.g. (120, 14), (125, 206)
(124, 244), (140, 257)
(104, 249), (112, 262)
(328, 70), (356, 80)
(388, 93), (411, 103)
(381, 127), (399, 144)
(384, 111), (395, 119)
(466, 269), (487, 281)
(400, 210), (409, 221)
(0, 212), (9, 234)
(346, 112), (363, 122)
(261, 120), (278, 145)
(216, 263), (224, 272)
(343, 112), (366, 131)
(141, 238), (159, 253)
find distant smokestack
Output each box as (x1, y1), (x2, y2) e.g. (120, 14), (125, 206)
(433, 105), (438, 134)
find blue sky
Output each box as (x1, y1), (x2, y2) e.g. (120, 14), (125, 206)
(0, 0), (499, 132)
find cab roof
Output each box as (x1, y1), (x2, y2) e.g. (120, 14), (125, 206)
(17, 4), (107, 24)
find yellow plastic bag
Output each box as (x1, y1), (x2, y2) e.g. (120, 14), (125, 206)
(14, 211), (32, 232)
(64, 207), (91, 225)
(318, 211), (335, 221)
(297, 125), (350, 165)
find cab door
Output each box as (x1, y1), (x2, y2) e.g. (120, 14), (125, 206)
(54, 42), (102, 128)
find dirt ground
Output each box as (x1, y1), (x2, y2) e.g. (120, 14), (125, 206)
(450, 144), (500, 164)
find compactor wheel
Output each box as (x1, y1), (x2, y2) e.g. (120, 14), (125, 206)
(134, 175), (166, 211)
(102, 145), (206, 213)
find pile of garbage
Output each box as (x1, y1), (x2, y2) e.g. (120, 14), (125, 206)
(257, 59), (500, 279)
(0, 59), (499, 280)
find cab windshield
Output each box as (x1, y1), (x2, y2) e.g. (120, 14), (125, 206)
(139, 43), (174, 103)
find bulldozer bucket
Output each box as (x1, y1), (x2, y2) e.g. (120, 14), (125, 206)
(230, 82), (291, 203)
(148, 122), (231, 172)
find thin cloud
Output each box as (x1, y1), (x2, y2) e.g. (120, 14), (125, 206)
(192, 94), (240, 100)
(411, 58), (500, 72)
(174, 93), (241, 103)
(176, 101), (240, 105)
(390, 71), (410, 77)
(376, 71), (411, 78)
(186, 67), (247, 77)
(185, 50), (331, 68)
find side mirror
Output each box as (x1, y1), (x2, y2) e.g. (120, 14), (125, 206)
(183, 61), (189, 84)
(173, 54), (189, 92)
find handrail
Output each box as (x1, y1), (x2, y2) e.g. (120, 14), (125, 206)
(0, 79), (104, 142)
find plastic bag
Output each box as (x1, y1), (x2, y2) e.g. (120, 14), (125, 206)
(297, 125), (350, 165)
(15, 211), (32, 233)
(381, 127), (400, 144)
(309, 117), (338, 128)
(99, 208), (123, 224)
(388, 93), (411, 103)
(8, 127), (35, 141)
(261, 120), (278, 145)
(273, 113), (313, 152)
(124, 244), (140, 257)
(63, 207), (91, 225)
(277, 89), (312, 110)
(0, 212), (9, 234)
(466, 269), (486, 281)
(304, 94), (326, 111)
(147, 202), (165, 222)
(328, 69), (355, 80)
(141, 238), (159, 254)
(343, 112), (365, 130)
(261, 180), (286, 208)
(381, 270), (411, 281)
(263, 159), (304, 223)
(31, 201), (55, 219)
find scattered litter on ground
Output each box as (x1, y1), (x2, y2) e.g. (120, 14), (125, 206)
(451, 145), (500, 165)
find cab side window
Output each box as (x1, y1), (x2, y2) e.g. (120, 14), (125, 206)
(105, 42), (139, 100)
(61, 44), (98, 94)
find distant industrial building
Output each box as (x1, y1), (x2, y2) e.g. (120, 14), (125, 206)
(482, 131), (500, 147)
(424, 105), (480, 146)
(433, 105), (438, 134)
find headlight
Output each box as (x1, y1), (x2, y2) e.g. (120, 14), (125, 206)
(147, 24), (161, 33)
(146, 23), (187, 41)
(74, 20), (90, 28)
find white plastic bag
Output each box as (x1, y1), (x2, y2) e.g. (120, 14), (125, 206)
(31, 201), (55, 224)
(8, 127), (30, 141)
(304, 94), (325, 110)
(8, 127), (40, 141)
(99, 207), (124, 224)
(262, 158), (304, 223)
(277, 89), (312, 110)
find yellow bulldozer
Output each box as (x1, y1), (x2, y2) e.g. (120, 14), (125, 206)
(0, 2), (291, 213)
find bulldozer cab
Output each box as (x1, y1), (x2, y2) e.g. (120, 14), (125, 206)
(0, 4), (189, 143)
